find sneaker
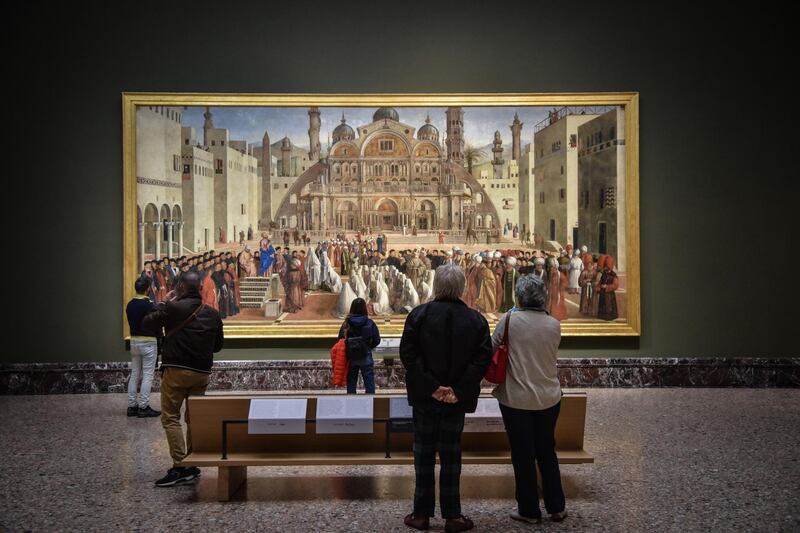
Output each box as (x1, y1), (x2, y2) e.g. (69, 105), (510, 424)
(138, 405), (161, 418)
(403, 514), (430, 531)
(550, 511), (568, 522)
(186, 466), (201, 478)
(154, 467), (198, 487)
(510, 512), (542, 524)
(444, 515), (474, 533)
(126, 406), (139, 417)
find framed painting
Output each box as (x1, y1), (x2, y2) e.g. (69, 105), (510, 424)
(122, 92), (640, 338)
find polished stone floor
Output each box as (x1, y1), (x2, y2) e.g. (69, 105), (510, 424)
(1, 389), (798, 532)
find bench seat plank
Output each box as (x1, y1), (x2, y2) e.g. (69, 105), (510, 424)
(181, 449), (594, 467)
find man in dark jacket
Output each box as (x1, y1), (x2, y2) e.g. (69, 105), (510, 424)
(399, 263), (493, 533)
(142, 271), (224, 488)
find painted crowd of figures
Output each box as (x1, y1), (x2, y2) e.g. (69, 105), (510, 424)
(138, 252), (243, 319)
(248, 232), (619, 321)
(139, 232), (619, 322)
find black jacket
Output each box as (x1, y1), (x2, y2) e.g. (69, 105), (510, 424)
(399, 298), (493, 413)
(142, 292), (224, 373)
(337, 315), (381, 357)
(126, 296), (161, 337)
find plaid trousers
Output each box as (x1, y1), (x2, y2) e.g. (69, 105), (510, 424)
(412, 404), (466, 518)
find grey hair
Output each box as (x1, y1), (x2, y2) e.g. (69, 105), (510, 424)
(516, 274), (548, 308)
(434, 263), (466, 300)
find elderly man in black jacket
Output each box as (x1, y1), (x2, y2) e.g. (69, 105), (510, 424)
(142, 271), (224, 488)
(400, 263), (493, 533)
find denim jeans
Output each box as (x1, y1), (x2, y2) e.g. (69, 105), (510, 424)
(128, 339), (158, 408)
(346, 356), (375, 394)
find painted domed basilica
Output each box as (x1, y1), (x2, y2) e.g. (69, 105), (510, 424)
(274, 107), (499, 232)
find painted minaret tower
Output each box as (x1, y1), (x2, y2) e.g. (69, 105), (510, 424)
(308, 107), (321, 161)
(261, 129), (272, 225)
(445, 107), (465, 164)
(280, 137), (292, 177)
(492, 130), (504, 179)
(202, 106), (214, 146)
(510, 112), (523, 161)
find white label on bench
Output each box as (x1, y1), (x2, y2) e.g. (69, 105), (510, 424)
(389, 397), (413, 419)
(374, 338), (400, 356)
(376, 338), (400, 349)
(464, 398), (505, 433)
(315, 396), (373, 434)
(248, 399), (308, 434)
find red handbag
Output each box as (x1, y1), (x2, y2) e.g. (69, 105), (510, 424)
(485, 314), (511, 384)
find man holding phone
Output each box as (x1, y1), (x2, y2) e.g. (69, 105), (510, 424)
(142, 271), (224, 488)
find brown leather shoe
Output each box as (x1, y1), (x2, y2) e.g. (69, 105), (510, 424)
(550, 511), (568, 522)
(444, 515), (474, 533)
(404, 513), (430, 531)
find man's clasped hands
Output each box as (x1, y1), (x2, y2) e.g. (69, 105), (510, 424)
(432, 386), (458, 404)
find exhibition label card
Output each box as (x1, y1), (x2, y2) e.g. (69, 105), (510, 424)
(464, 398), (505, 432)
(389, 397), (413, 419)
(373, 337), (400, 357)
(315, 396), (374, 434)
(248, 398), (308, 434)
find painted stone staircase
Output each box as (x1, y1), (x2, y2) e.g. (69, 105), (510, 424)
(239, 277), (271, 309)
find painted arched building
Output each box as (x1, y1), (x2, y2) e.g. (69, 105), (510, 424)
(274, 107), (499, 231)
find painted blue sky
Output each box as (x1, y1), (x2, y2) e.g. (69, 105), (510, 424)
(180, 106), (568, 151)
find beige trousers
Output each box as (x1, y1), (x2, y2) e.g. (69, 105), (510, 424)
(160, 367), (209, 466)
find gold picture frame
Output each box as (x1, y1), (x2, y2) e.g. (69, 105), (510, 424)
(123, 92), (640, 339)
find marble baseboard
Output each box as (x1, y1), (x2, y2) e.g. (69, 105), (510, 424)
(1, 358), (797, 395)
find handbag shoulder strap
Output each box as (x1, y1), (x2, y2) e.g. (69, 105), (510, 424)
(501, 312), (511, 344)
(166, 304), (204, 338)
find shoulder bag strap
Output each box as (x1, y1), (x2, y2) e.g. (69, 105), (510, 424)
(502, 312), (511, 345)
(166, 304), (204, 338)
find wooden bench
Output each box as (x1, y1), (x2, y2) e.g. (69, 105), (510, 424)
(182, 392), (592, 501)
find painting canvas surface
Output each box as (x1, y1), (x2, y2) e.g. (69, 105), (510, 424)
(133, 102), (631, 335)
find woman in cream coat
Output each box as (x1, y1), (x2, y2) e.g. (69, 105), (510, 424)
(491, 274), (567, 525)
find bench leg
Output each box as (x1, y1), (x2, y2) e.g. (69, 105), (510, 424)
(218, 466), (247, 501)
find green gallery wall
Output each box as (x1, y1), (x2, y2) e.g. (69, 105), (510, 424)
(7, 2), (789, 363)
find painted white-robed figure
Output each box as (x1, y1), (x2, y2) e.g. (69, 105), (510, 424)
(372, 276), (393, 315)
(305, 247), (322, 290)
(568, 251), (583, 293)
(402, 277), (420, 311)
(335, 281), (357, 318)
(321, 250), (342, 293)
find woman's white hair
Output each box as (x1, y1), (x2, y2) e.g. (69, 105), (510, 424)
(433, 263), (466, 300)
(516, 274), (548, 308)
